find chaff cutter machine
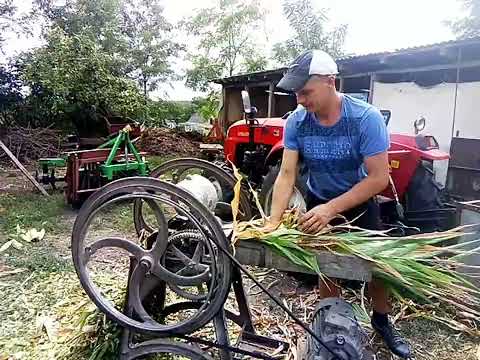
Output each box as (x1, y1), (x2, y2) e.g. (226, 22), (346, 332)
(71, 160), (372, 359)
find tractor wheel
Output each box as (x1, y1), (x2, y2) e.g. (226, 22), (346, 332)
(259, 163), (308, 215)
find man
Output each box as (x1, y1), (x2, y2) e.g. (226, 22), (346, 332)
(269, 49), (411, 358)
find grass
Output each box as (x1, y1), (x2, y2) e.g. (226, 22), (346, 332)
(0, 270), (123, 360)
(0, 192), (66, 234)
(148, 154), (179, 171)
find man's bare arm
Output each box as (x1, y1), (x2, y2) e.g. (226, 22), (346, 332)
(299, 152), (389, 233)
(269, 149), (299, 223)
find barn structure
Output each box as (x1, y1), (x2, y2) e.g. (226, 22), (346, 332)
(213, 37), (480, 199)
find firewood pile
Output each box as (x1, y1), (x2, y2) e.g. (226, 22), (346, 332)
(137, 127), (201, 156)
(0, 126), (64, 165)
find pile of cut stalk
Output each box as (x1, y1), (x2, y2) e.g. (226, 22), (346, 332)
(231, 168), (480, 334)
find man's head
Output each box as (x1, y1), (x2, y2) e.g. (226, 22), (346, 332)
(277, 50), (338, 114)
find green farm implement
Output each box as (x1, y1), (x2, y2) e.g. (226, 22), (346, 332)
(36, 125), (148, 207)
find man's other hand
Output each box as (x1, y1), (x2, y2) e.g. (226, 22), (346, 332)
(298, 203), (336, 234)
(262, 218), (281, 233)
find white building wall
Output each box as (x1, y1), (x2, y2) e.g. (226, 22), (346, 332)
(452, 82), (480, 139)
(372, 82), (457, 185)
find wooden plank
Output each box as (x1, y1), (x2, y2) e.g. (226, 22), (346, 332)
(235, 239), (372, 282)
(0, 139), (49, 196)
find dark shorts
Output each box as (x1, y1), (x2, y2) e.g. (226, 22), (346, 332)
(306, 191), (381, 230)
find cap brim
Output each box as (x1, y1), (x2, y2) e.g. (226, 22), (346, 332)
(277, 73), (309, 93)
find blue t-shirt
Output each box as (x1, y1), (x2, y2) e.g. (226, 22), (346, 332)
(283, 95), (389, 201)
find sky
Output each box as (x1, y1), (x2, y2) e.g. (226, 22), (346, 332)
(2, 0), (466, 100)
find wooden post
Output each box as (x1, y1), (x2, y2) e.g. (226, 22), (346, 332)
(267, 82), (275, 117)
(220, 87), (228, 136)
(368, 73), (376, 104)
(0, 139), (49, 196)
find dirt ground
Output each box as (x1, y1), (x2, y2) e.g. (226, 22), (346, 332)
(0, 167), (479, 360)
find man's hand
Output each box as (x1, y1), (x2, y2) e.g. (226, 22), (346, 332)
(298, 203), (337, 234)
(262, 218), (281, 233)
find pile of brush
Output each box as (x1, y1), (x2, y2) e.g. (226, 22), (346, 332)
(137, 127), (201, 157)
(0, 126), (64, 165)
(231, 168), (480, 334)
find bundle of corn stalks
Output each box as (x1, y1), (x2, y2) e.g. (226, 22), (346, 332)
(231, 167), (480, 334)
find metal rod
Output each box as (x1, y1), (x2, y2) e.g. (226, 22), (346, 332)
(451, 47), (462, 139)
(179, 334), (280, 360)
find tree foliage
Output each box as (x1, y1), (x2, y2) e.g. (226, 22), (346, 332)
(192, 92), (220, 121)
(121, 0), (183, 99)
(449, 0), (480, 38)
(19, 28), (145, 130)
(0, 0), (30, 52)
(0, 64), (23, 126)
(6, 0), (185, 130)
(32, 0), (181, 98)
(0, 0), (15, 50)
(272, 0), (347, 65)
(183, 0), (267, 91)
(147, 100), (195, 126)
(32, 0), (126, 55)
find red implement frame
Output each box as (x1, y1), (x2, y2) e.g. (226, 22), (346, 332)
(65, 149), (146, 206)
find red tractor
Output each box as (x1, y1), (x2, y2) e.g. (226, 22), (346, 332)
(219, 91), (458, 233)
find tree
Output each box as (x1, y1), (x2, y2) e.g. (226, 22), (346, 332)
(272, 0), (347, 65)
(449, 0), (480, 38)
(32, 0), (126, 56)
(0, 0), (30, 53)
(147, 100), (195, 126)
(121, 0), (183, 100)
(0, 0), (15, 50)
(19, 28), (145, 130)
(192, 92), (220, 122)
(183, 0), (267, 92)
(33, 0), (183, 102)
(0, 64), (23, 126)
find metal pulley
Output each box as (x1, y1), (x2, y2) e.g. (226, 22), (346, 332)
(303, 298), (370, 360)
(177, 174), (222, 211)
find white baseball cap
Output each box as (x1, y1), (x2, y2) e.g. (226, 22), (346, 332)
(277, 50), (339, 92)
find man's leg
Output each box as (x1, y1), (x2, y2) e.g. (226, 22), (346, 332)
(354, 200), (411, 359)
(318, 277), (341, 298)
(306, 191), (343, 299)
(369, 279), (411, 358)
(369, 278), (391, 314)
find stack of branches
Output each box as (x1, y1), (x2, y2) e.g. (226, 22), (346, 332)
(173, 128), (206, 142)
(0, 126), (64, 165)
(231, 166), (480, 335)
(137, 127), (201, 157)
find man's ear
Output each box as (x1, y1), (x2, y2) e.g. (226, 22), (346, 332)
(327, 76), (336, 88)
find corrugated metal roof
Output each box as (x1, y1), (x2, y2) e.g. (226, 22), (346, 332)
(212, 67), (286, 84)
(337, 36), (480, 62)
(213, 36), (480, 84)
